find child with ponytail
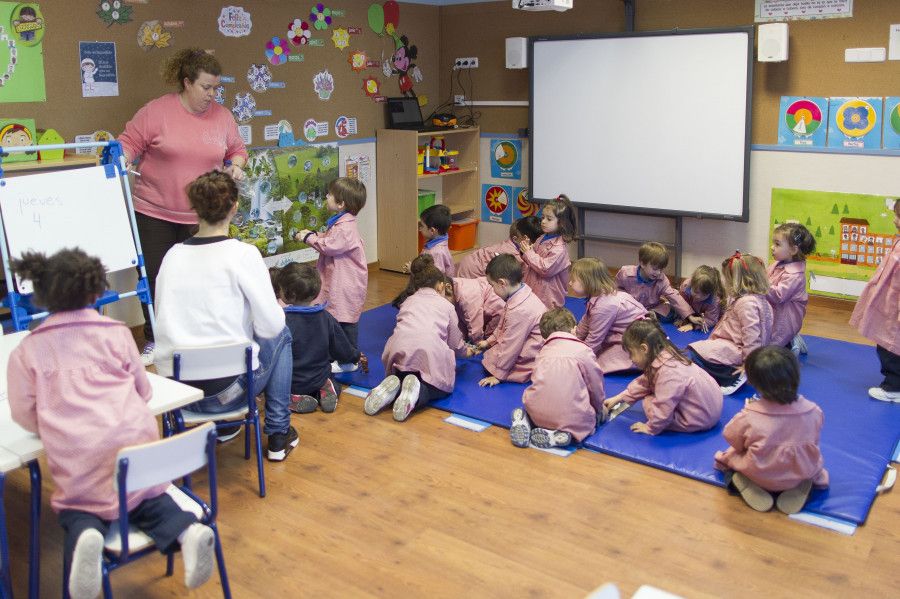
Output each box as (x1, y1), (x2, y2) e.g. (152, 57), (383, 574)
(517, 195), (577, 308)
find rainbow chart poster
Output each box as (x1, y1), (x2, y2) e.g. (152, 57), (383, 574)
(882, 97), (900, 150)
(827, 97), (883, 150)
(777, 97), (828, 147)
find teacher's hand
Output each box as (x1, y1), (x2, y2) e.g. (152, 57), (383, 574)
(225, 163), (246, 181)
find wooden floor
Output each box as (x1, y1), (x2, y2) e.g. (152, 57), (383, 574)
(5, 268), (898, 598)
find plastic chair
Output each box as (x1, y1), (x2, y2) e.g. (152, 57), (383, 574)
(170, 343), (266, 498)
(62, 423), (231, 598)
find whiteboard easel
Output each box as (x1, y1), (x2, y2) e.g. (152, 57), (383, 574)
(0, 141), (155, 334)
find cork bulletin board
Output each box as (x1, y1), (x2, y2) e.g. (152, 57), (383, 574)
(1, 0), (440, 145)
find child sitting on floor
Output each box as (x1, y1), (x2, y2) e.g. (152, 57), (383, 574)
(456, 215), (542, 279)
(277, 262), (364, 414)
(688, 251), (773, 396)
(471, 254), (547, 386)
(616, 241), (693, 323)
(603, 318), (722, 435)
(366, 263), (466, 421)
(767, 222), (815, 355)
(677, 265), (726, 333)
(7, 248), (216, 599)
(570, 257), (647, 373)
(714, 346), (829, 514)
(418, 204), (455, 276)
(517, 195), (577, 308)
(510, 307), (606, 449)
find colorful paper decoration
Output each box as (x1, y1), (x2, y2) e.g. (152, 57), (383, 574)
(37, 129), (65, 161)
(482, 184), (512, 225)
(367, 1), (399, 37)
(265, 37), (291, 66)
(0, 118), (37, 163)
(513, 187), (538, 220)
(883, 97), (900, 150)
(11, 3), (44, 46)
(232, 92), (257, 123)
(0, 3), (46, 101)
(218, 6), (252, 37)
(96, 0), (132, 26)
(387, 35), (420, 97)
(247, 64), (272, 92)
(137, 21), (172, 50)
(491, 139), (522, 179)
(331, 27), (350, 50)
(310, 3), (332, 31)
(348, 50), (368, 72)
(777, 96), (828, 147)
(335, 115), (357, 138)
(827, 97), (883, 150)
(288, 19), (311, 46)
(362, 76), (380, 98)
(313, 69), (334, 100)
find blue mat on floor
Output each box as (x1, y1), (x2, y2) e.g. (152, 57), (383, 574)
(584, 335), (900, 525)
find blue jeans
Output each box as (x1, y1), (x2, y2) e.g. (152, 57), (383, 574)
(186, 327), (293, 435)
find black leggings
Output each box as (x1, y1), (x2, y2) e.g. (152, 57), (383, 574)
(877, 345), (900, 392)
(395, 371), (450, 408)
(689, 349), (740, 386)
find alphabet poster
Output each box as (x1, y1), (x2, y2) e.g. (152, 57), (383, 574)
(79, 41), (119, 97)
(0, 1), (46, 102)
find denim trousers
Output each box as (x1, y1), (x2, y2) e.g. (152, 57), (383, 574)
(186, 326), (293, 435)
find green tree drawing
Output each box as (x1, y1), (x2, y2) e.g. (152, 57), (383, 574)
(829, 225), (835, 235)
(815, 226), (822, 237)
(842, 204), (849, 214)
(805, 217), (812, 226)
(831, 203), (839, 214)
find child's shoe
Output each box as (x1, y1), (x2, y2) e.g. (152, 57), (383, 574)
(289, 394), (319, 414)
(776, 479), (813, 515)
(267, 426), (299, 461)
(868, 386), (900, 403)
(392, 375), (421, 422)
(181, 523), (215, 589)
(364, 375), (401, 415)
(140, 341), (155, 367)
(509, 408), (531, 448)
(68, 528), (103, 599)
(215, 424), (242, 443)
(529, 427), (572, 449)
(731, 472), (774, 512)
(720, 372), (748, 396)
(331, 360), (359, 374)
(791, 335), (808, 356)
(319, 379), (339, 412)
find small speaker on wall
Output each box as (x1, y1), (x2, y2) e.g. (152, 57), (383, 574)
(506, 37), (527, 69)
(758, 23), (789, 62)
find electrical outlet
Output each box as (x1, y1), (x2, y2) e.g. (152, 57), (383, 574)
(454, 94), (466, 105)
(454, 56), (479, 69)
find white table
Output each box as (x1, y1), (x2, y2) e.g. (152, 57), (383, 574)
(0, 330), (202, 598)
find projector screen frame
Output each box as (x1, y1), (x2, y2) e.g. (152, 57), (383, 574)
(528, 26), (755, 223)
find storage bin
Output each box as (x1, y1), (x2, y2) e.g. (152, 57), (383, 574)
(417, 189), (436, 215)
(448, 218), (477, 251)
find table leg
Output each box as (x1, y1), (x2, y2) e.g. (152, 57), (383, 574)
(0, 473), (13, 599)
(27, 463), (39, 599)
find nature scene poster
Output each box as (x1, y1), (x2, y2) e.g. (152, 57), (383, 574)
(232, 144), (339, 266)
(770, 188), (897, 299)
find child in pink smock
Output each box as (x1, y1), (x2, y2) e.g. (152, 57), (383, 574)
(849, 199), (900, 403)
(688, 252), (773, 396)
(365, 264), (466, 421)
(295, 177), (368, 372)
(604, 319), (722, 435)
(616, 241), (693, 323)
(472, 254), (547, 386)
(767, 222), (815, 355)
(676, 265), (725, 333)
(419, 204), (455, 276)
(518, 195), (576, 308)
(715, 346), (828, 514)
(510, 308), (606, 448)
(456, 215), (541, 279)
(452, 275), (505, 342)
(6, 249), (216, 598)
(569, 257), (646, 373)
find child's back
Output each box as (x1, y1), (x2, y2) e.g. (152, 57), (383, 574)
(483, 284), (547, 382)
(456, 239), (520, 279)
(310, 211), (368, 324)
(284, 305), (358, 394)
(578, 290), (646, 373)
(690, 294), (772, 367)
(452, 276), (505, 342)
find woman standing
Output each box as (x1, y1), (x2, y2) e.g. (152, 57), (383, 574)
(119, 48), (248, 362)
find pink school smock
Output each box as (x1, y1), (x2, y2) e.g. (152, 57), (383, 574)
(521, 234), (570, 308)
(456, 239), (521, 279)
(304, 212), (368, 324)
(452, 276), (505, 343)
(678, 280), (722, 330)
(850, 239), (900, 355)
(577, 292), (647, 373)
(423, 236), (456, 277)
(766, 260), (808, 347)
(689, 294), (773, 368)
(482, 284), (547, 382)
(616, 265), (693, 319)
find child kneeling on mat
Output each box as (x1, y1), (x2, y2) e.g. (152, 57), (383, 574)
(714, 346), (829, 514)
(7, 249), (216, 599)
(603, 318), (722, 435)
(511, 307), (606, 448)
(366, 262), (466, 421)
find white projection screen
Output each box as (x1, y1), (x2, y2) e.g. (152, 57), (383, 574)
(530, 28), (753, 221)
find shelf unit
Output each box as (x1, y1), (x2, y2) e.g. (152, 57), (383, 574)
(376, 127), (480, 272)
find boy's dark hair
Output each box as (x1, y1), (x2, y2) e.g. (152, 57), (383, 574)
(622, 317), (691, 383)
(485, 253), (523, 285)
(514, 215), (543, 243)
(277, 262), (321, 305)
(187, 170), (238, 223)
(546, 194), (577, 242)
(269, 266), (281, 297)
(329, 177), (367, 215)
(10, 248), (107, 312)
(392, 254), (435, 308)
(638, 242), (670, 270)
(539, 307), (577, 339)
(774, 223), (816, 260)
(420, 204), (451, 235)
(410, 264), (445, 294)
(744, 346), (800, 405)
(162, 48), (222, 91)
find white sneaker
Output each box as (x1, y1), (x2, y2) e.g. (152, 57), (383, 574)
(509, 407), (531, 448)
(530, 427), (572, 449)
(720, 372), (748, 396)
(181, 523), (215, 589)
(868, 386), (900, 403)
(68, 529), (103, 599)
(393, 375), (421, 422)
(364, 375), (401, 415)
(331, 360), (359, 374)
(140, 342), (155, 367)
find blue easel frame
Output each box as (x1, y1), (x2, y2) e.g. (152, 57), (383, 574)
(0, 141), (155, 335)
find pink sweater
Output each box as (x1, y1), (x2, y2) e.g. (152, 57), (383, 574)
(689, 294), (773, 368)
(766, 261), (808, 347)
(849, 239), (899, 355)
(483, 284), (547, 382)
(522, 234), (570, 308)
(118, 93), (248, 224)
(7, 310), (167, 520)
(305, 212), (368, 324)
(616, 265), (693, 319)
(577, 292), (647, 373)
(678, 280), (722, 330)
(423, 237), (455, 277)
(452, 276), (504, 343)
(456, 239), (521, 279)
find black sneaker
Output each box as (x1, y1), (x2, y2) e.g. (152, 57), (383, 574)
(267, 426), (299, 461)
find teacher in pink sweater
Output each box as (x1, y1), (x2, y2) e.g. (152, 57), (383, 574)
(118, 48), (248, 362)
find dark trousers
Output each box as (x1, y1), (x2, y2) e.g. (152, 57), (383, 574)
(877, 345), (900, 391)
(339, 321), (359, 355)
(689, 349), (740, 386)
(135, 212), (197, 341)
(396, 371), (450, 408)
(59, 493), (197, 577)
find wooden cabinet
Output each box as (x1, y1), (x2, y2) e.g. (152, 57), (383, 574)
(376, 127), (480, 272)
